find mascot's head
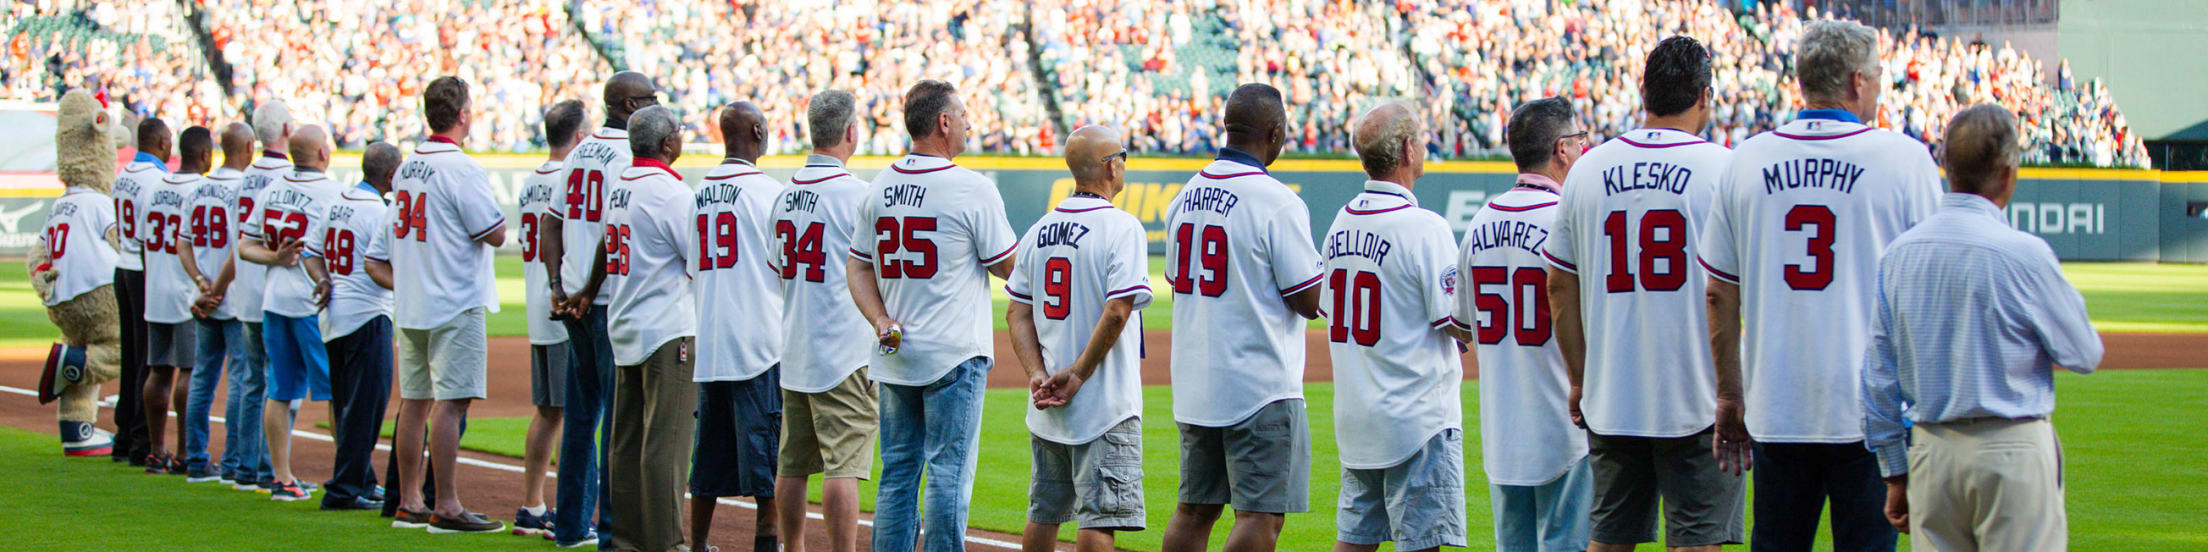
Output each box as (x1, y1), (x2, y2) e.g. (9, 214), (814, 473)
(55, 89), (122, 193)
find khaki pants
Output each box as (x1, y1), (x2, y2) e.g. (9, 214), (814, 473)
(1907, 418), (2065, 551)
(607, 338), (697, 552)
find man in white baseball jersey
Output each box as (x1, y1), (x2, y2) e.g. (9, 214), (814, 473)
(687, 101), (787, 551)
(131, 118), (197, 475)
(215, 105), (294, 489)
(601, 105), (698, 552)
(1699, 20), (1940, 552)
(111, 116), (167, 467)
(511, 99), (587, 538)
(385, 77), (508, 534)
(153, 127), (222, 480)
(1004, 125), (1151, 552)
(1458, 97), (1593, 552)
(238, 124), (343, 502)
(846, 80), (1019, 552)
(1543, 37), (1742, 551)
(179, 123), (254, 483)
(33, 89), (123, 458)
(541, 72), (655, 548)
(1323, 103), (1475, 552)
(770, 89), (876, 552)
(303, 142), (398, 511)
(1158, 83), (1324, 552)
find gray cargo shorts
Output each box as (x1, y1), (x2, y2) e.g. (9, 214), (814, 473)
(1176, 398), (1311, 514)
(1028, 417), (1145, 530)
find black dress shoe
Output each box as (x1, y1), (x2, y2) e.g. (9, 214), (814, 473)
(321, 496), (385, 511)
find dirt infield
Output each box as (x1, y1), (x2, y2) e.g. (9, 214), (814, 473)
(0, 329), (2194, 551)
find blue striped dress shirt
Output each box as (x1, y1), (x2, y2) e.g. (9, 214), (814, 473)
(1862, 193), (2103, 477)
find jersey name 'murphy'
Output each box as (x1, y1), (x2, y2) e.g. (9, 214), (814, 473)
(1761, 158), (1865, 195)
(1461, 218), (1549, 257)
(1323, 228), (1393, 266)
(882, 184), (925, 208)
(695, 183), (746, 208)
(780, 189), (820, 214)
(1033, 221), (1091, 250)
(1602, 161), (1693, 196)
(148, 189), (187, 210)
(1178, 186), (1240, 215)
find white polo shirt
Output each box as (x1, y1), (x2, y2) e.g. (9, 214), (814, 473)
(184, 168), (243, 320)
(307, 183), (393, 340)
(691, 159), (785, 382)
(38, 186), (119, 306)
(1322, 180), (1462, 470)
(848, 154), (1018, 386)
(244, 169), (344, 319)
(1699, 114), (1941, 443)
(1543, 128), (1727, 438)
(1457, 176), (1588, 486)
(550, 128), (632, 303)
(770, 156), (874, 392)
(518, 161), (570, 345)
(388, 137), (504, 330)
(1006, 194), (1152, 445)
(139, 172), (202, 323)
(606, 157), (698, 365)
(1163, 154), (1326, 427)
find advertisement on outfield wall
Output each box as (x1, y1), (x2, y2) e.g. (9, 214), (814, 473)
(0, 155), (2193, 262)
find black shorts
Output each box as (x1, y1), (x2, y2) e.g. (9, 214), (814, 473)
(691, 367), (782, 498)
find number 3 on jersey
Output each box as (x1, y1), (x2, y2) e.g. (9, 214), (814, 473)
(1783, 205), (1835, 290)
(1170, 222), (1227, 296)
(872, 217), (937, 279)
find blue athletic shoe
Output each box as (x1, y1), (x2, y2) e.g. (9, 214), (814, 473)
(555, 531), (599, 548)
(512, 508), (556, 537)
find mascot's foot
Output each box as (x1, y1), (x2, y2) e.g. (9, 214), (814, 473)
(39, 343), (87, 405)
(61, 421), (112, 457)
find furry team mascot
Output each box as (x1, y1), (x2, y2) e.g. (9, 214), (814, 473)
(30, 88), (128, 456)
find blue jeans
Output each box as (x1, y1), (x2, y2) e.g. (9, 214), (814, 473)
(873, 356), (988, 552)
(556, 305), (616, 545)
(220, 321), (270, 482)
(183, 318), (239, 470)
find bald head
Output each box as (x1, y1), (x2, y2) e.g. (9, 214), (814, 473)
(288, 125), (331, 171)
(1353, 102), (1424, 182)
(1063, 125), (1125, 194)
(719, 101), (766, 162)
(362, 142), (403, 193)
(219, 122), (255, 169)
(1942, 104), (2022, 202)
(1223, 83), (1287, 165)
(603, 72), (658, 125)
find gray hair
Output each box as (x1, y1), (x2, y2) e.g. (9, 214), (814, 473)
(1353, 102), (1421, 178)
(626, 106), (681, 159)
(252, 99), (292, 148)
(362, 142), (404, 184)
(807, 90), (857, 149)
(1941, 104), (2022, 195)
(1795, 19), (1881, 103)
(1505, 97), (1577, 173)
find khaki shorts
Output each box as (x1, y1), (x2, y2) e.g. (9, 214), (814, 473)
(397, 307), (489, 401)
(777, 368), (878, 480)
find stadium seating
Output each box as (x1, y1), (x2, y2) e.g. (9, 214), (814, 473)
(0, 0), (2154, 168)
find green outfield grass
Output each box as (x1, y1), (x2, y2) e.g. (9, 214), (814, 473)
(407, 370), (2208, 551)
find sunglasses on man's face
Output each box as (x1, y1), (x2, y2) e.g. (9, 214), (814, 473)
(1101, 150), (1129, 164)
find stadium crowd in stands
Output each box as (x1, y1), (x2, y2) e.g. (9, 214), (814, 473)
(2, 0), (2154, 167)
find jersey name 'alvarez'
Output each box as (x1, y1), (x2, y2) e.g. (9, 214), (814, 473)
(1761, 157), (1865, 194)
(1460, 218), (1549, 257)
(1323, 228), (1393, 265)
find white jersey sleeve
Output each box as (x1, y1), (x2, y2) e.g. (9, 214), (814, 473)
(1698, 119), (1946, 443)
(1457, 187), (1587, 485)
(1321, 184), (1463, 469)
(773, 164), (873, 392)
(691, 163), (786, 382)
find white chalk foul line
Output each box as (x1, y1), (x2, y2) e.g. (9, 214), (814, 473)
(1, 383), (1022, 550)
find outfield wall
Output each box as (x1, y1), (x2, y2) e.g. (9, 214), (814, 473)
(2, 155), (2204, 262)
